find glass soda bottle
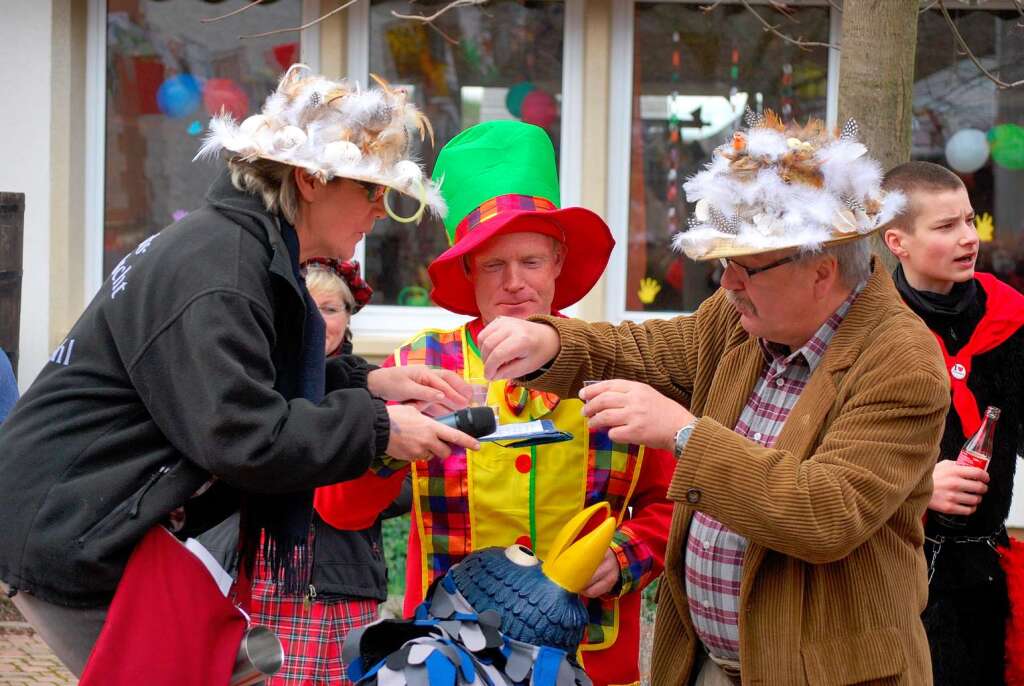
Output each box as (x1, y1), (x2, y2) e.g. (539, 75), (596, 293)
(934, 405), (1001, 529)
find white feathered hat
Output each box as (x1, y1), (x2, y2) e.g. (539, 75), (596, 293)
(675, 110), (905, 261)
(196, 64), (445, 222)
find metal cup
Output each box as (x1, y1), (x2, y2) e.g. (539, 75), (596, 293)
(231, 626), (284, 686)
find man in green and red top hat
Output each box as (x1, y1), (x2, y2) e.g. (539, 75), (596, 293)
(320, 120), (674, 685)
(413, 119), (674, 686)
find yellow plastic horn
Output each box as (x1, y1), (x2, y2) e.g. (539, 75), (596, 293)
(541, 502), (616, 594)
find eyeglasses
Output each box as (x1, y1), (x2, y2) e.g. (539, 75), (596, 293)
(318, 302), (353, 316)
(352, 179), (386, 202)
(718, 253), (802, 281)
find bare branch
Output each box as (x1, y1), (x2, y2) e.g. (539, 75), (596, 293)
(937, 0), (1024, 89)
(391, 0), (488, 23)
(426, 19), (460, 46)
(765, 0), (799, 21)
(738, 0), (838, 51)
(202, 0), (264, 24)
(827, 0), (842, 12)
(240, 0), (359, 39)
(699, 1), (727, 13)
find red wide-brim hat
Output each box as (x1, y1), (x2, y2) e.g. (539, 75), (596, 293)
(427, 195), (615, 317)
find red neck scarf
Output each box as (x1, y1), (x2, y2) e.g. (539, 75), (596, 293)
(933, 273), (1024, 436)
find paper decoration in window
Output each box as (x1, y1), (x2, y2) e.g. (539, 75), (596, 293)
(975, 212), (994, 242)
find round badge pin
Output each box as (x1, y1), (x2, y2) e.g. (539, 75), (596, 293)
(950, 363), (967, 380)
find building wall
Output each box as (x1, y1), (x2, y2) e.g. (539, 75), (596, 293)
(573, 0), (612, 325)
(13, 0), (1024, 525)
(49, 1), (89, 362)
(296, 0), (1024, 528)
(0, 2), (56, 392)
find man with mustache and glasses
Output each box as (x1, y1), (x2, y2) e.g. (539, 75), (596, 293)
(478, 115), (949, 686)
(883, 161), (1024, 686)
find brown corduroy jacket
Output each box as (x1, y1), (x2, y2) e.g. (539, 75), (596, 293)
(528, 261), (948, 685)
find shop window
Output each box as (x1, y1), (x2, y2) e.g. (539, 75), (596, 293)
(102, 0), (303, 277)
(619, 2), (830, 314)
(913, 8), (1024, 292)
(363, 0), (565, 308)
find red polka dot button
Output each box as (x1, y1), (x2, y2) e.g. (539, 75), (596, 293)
(515, 535), (532, 549)
(514, 454), (532, 473)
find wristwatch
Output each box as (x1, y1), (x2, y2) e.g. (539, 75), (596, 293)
(673, 421), (697, 459)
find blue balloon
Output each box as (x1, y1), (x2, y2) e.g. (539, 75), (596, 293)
(157, 74), (202, 119)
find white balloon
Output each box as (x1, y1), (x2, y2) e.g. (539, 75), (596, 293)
(945, 128), (989, 174)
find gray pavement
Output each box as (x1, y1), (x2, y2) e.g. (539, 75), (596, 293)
(0, 629), (76, 686)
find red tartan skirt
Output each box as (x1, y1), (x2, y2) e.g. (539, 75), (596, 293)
(250, 579), (378, 686)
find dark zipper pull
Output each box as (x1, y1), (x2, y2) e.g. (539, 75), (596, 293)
(129, 465), (170, 518)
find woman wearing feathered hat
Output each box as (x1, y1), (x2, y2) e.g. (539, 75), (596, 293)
(0, 65), (478, 681)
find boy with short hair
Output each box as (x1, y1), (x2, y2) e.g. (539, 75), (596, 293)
(883, 160), (1024, 686)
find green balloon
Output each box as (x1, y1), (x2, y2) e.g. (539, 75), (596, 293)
(505, 81), (535, 119)
(987, 123), (1024, 170)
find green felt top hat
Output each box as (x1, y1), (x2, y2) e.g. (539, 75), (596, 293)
(427, 121), (614, 316)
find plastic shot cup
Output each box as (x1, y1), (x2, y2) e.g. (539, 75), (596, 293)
(467, 377), (500, 425)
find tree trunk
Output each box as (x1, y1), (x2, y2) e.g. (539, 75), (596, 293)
(837, 0), (918, 269)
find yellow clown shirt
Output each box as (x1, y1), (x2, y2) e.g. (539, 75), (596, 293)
(379, 319), (674, 686)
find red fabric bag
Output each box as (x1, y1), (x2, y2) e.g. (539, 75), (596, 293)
(79, 526), (248, 686)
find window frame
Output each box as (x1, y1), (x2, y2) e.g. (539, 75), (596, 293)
(604, 0), (842, 323)
(83, 0), (325, 298)
(346, 0), (586, 344)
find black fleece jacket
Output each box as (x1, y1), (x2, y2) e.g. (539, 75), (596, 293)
(0, 170), (390, 607)
(895, 271), (1024, 587)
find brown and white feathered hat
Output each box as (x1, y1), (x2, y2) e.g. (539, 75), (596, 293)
(196, 64), (445, 222)
(675, 110), (905, 261)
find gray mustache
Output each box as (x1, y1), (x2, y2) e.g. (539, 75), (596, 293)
(726, 290), (758, 317)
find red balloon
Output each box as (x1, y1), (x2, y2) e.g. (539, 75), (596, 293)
(203, 78), (249, 121)
(520, 89), (558, 130)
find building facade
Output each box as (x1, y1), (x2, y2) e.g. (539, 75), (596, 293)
(2, 0), (1023, 509)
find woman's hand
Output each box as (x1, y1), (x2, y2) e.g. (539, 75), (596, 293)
(928, 460), (989, 516)
(368, 366), (472, 417)
(384, 404), (480, 462)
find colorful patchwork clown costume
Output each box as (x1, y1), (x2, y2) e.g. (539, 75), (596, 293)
(384, 122), (673, 686)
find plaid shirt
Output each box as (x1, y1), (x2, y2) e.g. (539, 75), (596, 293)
(684, 286), (861, 661)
